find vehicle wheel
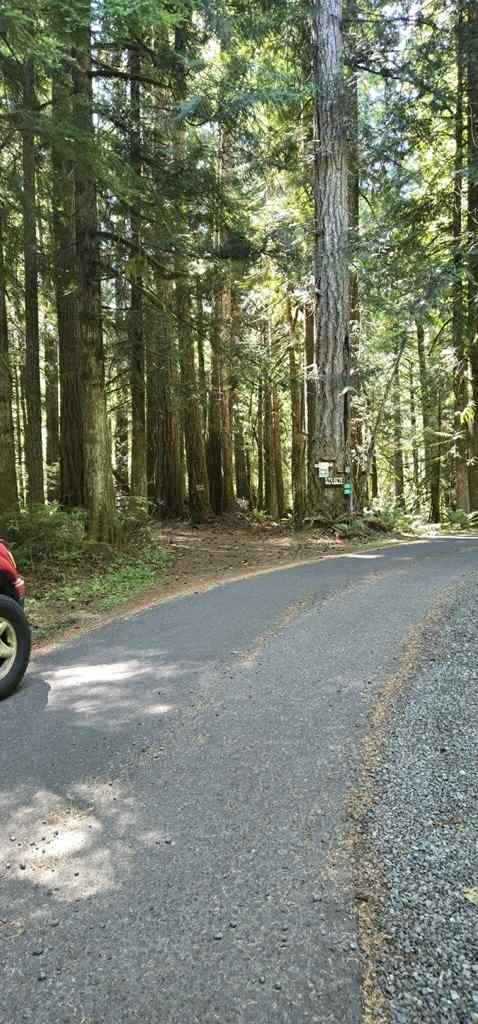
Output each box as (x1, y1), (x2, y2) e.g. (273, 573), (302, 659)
(0, 596), (31, 700)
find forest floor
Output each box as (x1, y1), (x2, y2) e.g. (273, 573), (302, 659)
(27, 513), (401, 649)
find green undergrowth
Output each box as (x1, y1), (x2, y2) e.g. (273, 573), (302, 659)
(442, 508), (478, 530)
(0, 505), (169, 641)
(42, 544), (169, 612)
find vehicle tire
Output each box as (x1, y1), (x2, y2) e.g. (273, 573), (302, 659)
(0, 596), (31, 701)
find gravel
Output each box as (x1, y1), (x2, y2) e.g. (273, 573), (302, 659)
(367, 573), (478, 1024)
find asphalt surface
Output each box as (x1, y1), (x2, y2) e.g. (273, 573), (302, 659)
(1, 537), (478, 1024)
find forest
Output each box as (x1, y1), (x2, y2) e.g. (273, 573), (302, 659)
(0, 0), (477, 545)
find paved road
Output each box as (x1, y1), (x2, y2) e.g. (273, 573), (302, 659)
(2, 537), (478, 1024)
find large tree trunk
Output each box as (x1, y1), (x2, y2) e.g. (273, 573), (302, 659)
(22, 59), (44, 505)
(263, 373), (278, 518)
(146, 338), (158, 509)
(207, 310), (224, 514)
(208, 277), (235, 515)
(195, 277), (208, 431)
(52, 68), (85, 509)
(467, 0), (478, 509)
(348, 71), (366, 511)
(0, 208), (18, 513)
(72, 7), (116, 540)
(208, 128), (236, 515)
(221, 291), (235, 514)
(417, 322), (440, 522)
(114, 396), (129, 493)
(408, 361), (420, 510)
(304, 303), (316, 499)
(257, 378), (264, 510)
(310, 0), (349, 517)
(287, 298), (307, 519)
(273, 384), (285, 518)
(392, 364), (405, 509)
(434, 394), (443, 522)
(150, 278), (184, 518)
(234, 412), (250, 502)
(174, 24), (211, 524)
(14, 362), (26, 506)
(128, 48), (147, 501)
(113, 275), (130, 494)
(176, 273), (211, 523)
(371, 455), (379, 501)
(453, 1), (471, 512)
(45, 329), (60, 500)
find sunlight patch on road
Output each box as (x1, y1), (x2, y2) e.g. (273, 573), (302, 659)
(344, 553), (383, 560)
(44, 659), (152, 688)
(147, 702), (174, 715)
(1, 799), (116, 899)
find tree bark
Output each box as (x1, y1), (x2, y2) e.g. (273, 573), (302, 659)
(467, 0), (478, 508)
(453, 0), (471, 512)
(417, 322), (440, 522)
(207, 304), (224, 514)
(392, 364), (405, 509)
(348, 71), (366, 511)
(176, 272), (211, 523)
(371, 455), (378, 500)
(114, 397), (129, 492)
(14, 361), (25, 506)
(150, 277), (184, 518)
(408, 361), (420, 510)
(273, 384), (284, 518)
(45, 329), (60, 500)
(304, 303), (316, 499)
(208, 128), (235, 515)
(146, 335), (157, 508)
(257, 378), (264, 510)
(287, 298), (307, 519)
(174, 23), (211, 524)
(234, 412), (250, 502)
(72, 6), (116, 540)
(221, 290), (235, 513)
(195, 277), (208, 431)
(0, 207), (18, 513)
(128, 47), (147, 501)
(22, 59), (44, 505)
(51, 67), (85, 509)
(263, 372), (278, 518)
(310, 0), (349, 517)
(208, 276), (234, 515)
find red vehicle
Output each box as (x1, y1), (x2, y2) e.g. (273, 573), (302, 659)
(0, 542), (31, 700)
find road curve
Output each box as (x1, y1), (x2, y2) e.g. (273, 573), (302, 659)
(2, 537), (478, 1024)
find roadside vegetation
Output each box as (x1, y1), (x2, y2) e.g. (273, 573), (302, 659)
(0, 505), (169, 642)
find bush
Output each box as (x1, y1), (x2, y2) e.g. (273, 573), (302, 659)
(1, 505), (86, 567)
(333, 518), (368, 539)
(116, 497), (153, 538)
(46, 543), (169, 610)
(444, 508), (478, 530)
(368, 505), (419, 532)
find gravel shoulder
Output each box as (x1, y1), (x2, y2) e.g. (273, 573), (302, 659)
(358, 572), (478, 1024)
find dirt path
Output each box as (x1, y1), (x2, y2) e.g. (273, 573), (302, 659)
(156, 516), (354, 583)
